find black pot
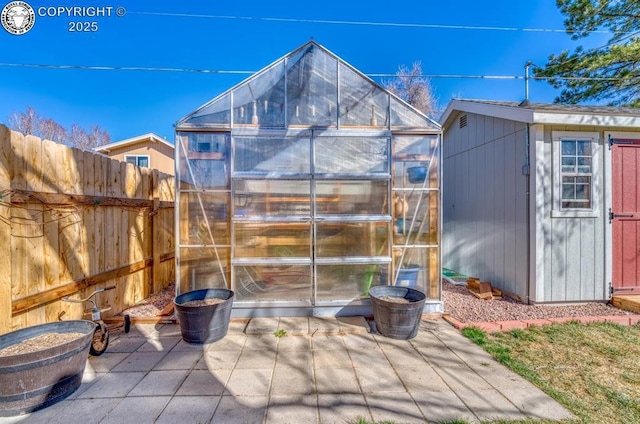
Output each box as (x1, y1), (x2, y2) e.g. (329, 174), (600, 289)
(174, 288), (234, 344)
(0, 320), (95, 416)
(369, 286), (426, 340)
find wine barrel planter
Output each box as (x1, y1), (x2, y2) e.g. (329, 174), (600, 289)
(0, 320), (95, 417)
(174, 288), (234, 344)
(369, 286), (426, 340)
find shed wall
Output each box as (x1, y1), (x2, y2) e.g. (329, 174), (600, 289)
(443, 112), (529, 299)
(536, 125), (631, 302)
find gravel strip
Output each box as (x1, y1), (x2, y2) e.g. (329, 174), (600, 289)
(443, 281), (634, 323)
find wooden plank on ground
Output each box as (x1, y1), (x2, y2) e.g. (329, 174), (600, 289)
(611, 295), (640, 314)
(157, 301), (174, 316)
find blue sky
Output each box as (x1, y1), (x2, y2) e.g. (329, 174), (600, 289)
(0, 0), (608, 142)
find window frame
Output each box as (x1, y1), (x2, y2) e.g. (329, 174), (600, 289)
(552, 131), (600, 218)
(124, 155), (150, 168)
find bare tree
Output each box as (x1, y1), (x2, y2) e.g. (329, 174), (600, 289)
(6, 107), (111, 151)
(39, 118), (67, 144)
(8, 106), (41, 136)
(384, 62), (439, 117)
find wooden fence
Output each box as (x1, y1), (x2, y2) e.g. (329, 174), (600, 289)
(0, 125), (175, 335)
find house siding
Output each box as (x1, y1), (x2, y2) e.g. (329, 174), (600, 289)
(106, 141), (174, 175)
(443, 112), (529, 299)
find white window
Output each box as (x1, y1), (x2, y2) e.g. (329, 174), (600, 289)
(124, 155), (150, 168)
(553, 131), (600, 217)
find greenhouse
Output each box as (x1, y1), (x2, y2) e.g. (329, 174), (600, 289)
(175, 41), (442, 317)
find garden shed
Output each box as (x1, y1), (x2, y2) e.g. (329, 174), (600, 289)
(440, 99), (640, 304)
(174, 41), (442, 317)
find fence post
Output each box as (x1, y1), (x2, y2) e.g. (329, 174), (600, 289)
(0, 125), (12, 334)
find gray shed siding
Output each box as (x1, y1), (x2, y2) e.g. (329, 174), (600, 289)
(537, 125), (606, 302)
(443, 112), (529, 299)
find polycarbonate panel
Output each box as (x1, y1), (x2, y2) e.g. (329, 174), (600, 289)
(390, 247), (439, 298)
(339, 63), (389, 127)
(316, 222), (389, 257)
(180, 192), (230, 245)
(232, 62), (286, 127)
(183, 92), (231, 126)
(234, 265), (311, 301)
(316, 263), (385, 301)
(390, 96), (437, 129)
(286, 44), (338, 127)
(232, 179), (311, 217)
(315, 137), (388, 174)
(392, 190), (438, 245)
(234, 223), (311, 258)
(179, 247), (230, 294)
(233, 137), (310, 174)
(178, 132), (230, 190)
(315, 180), (389, 215)
(393, 135), (438, 188)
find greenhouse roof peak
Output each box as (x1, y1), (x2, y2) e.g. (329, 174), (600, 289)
(177, 40), (440, 132)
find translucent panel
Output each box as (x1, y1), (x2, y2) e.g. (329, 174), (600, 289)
(232, 62), (285, 127)
(316, 263), (385, 301)
(315, 180), (389, 215)
(562, 183), (575, 200)
(562, 157), (576, 173)
(339, 63), (389, 127)
(234, 223), (311, 258)
(232, 179), (311, 217)
(233, 137), (310, 174)
(315, 137), (388, 174)
(390, 96), (438, 129)
(179, 247), (230, 294)
(179, 192), (230, 245)
(390, 247), (440, 298)
(393, 135), (439, 188)
(183, 92), (231, 126)
(178, 133), (229, 190)
(286, 44), (338, 127)
(392, 190), (439, 245)
(234, 265), (311, 301)
(316, 221), (389, 257)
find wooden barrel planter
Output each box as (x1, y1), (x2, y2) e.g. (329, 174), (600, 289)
(0, 320), (95, 417)
(174, 288), (234, 344)
(369, 286), (426, 340)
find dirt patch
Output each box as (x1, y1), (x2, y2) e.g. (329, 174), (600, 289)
(443, 280), (634, 323)
(379, 296), (411, 304)
(118, 283), (175, 317)
(179, 298), (225, 307)
(0, 332), (85, 357)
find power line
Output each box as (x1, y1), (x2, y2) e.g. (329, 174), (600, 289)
(127, 11), (612, 34)
(0, 62), (629, 81)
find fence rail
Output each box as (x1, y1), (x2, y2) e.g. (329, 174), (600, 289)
(0, 125), (175, 335)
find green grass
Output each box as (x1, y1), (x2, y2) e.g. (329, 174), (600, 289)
(462, 322), (640, 424)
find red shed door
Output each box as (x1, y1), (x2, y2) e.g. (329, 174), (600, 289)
(612, 137), (640, 295)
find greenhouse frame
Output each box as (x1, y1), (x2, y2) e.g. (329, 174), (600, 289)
(175, 41), (442, 317)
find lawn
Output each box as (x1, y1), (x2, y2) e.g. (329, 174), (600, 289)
(462, 321), (640, 424)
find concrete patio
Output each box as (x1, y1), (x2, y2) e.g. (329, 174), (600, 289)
(0, 317), (573, 424)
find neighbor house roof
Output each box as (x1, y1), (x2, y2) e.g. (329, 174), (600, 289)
(440, 99), (640, 129)
(94, 133), (173, 153)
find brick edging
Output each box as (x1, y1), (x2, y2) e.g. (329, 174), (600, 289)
(442, 314), (640, 333)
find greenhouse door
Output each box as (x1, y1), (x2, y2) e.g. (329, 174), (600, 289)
(231, 133), (392, 310)
(312, 134), (392, 307)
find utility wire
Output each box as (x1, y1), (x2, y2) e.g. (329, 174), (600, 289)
(0, 62), (630, 81)
(126, 11), (613, 34)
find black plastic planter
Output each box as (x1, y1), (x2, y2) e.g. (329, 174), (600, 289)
(369, 285), (426, 340)
(174, 288), (234, 344)
(0, 320), (95, 416)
